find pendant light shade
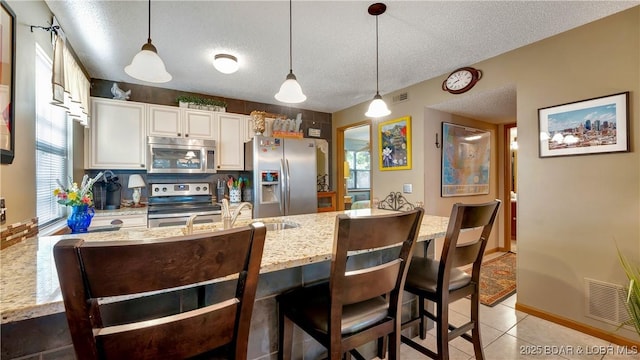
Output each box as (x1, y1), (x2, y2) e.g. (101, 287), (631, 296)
(365, 93), (391, 118)
(275, 0), (306, 103)
(125, 0), (171, 83)
(276, 71), (306, 103)
(365, 3), (390, 118)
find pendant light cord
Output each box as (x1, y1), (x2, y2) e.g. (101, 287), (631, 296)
(147, 0), (151, 43)
(288, 0), (293, 73)
(375, 14), (379, 94)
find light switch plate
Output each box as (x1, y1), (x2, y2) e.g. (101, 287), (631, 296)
(403, 183), (412, 193)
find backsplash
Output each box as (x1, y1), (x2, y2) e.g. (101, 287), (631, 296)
(85, 170), (249, 206)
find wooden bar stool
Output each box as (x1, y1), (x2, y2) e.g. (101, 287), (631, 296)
(401, 200), (501, 360)
(54, 223), (266, 360)
(277, 208), (424, 360)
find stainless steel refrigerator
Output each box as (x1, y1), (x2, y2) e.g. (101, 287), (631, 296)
(245, 136), (317, 218)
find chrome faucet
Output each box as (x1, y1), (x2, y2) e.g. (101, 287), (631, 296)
(221, 199), (253, 229)
(185, 214), (201, 235)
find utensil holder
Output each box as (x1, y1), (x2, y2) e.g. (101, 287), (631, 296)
(229, 188), (241, 203)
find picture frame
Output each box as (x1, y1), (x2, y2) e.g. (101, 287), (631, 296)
(441, 122), (490, 197)
(378, 116), (411, 171)
(538, 92), (629, 158)
(0, 0), (15, 164)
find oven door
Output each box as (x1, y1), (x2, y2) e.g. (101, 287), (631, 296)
(148, 212), (222, 228)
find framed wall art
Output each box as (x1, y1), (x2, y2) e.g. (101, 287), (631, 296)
(0, 0), (15, 164)
(441, 122), (490, 197)
(378, 116), (411, 171)
(538, 92), (629, 158)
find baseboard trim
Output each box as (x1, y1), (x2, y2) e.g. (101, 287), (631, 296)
(515, 302), (640, 347)
(485, 247), (499, 256)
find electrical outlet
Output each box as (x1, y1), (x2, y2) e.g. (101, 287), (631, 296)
(0, 197), (5, 224)
(403, 183), (412, 193)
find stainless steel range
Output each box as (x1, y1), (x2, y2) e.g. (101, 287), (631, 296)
(147, 182), (221, 228)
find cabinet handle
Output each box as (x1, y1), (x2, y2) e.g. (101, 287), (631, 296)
(177, 133), (181, 136)
(140, 164), (145, 168)
(185, 134), (189, 137)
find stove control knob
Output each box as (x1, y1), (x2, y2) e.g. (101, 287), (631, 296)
(154, 187), (159, 192)
(203, 186), (208, 192)
(196, 186), (201, 191)
(162, 187), (167, 192)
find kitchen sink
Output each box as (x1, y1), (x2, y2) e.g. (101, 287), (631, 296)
(262, 221), (300, 231)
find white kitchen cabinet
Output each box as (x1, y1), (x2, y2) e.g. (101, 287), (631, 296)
(147, 104), (181, 137)
(148, 105), (215, 139)
(182, 109), (216, 139)
(87, 98), (147, 170)
(215, 113), (247, 170)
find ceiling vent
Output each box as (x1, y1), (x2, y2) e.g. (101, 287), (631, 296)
(584, 278), (631, 327)
(392, 92), (409, 104)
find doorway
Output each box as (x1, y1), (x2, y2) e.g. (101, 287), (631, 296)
(504, 124), (517, 253)
(337, 121), (372, 210)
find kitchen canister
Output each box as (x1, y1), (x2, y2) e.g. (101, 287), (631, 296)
(242, 188), (252, 202)
(229, 188), (241, 203)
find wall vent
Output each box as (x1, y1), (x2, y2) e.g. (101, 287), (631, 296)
(584, 278), (630, 326)
(392, 92), (409, 104)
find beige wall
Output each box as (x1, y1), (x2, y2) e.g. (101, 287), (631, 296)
(334, 6), (639, 341)
(0, 0), (84, 227)
(0, 1), (49, 225)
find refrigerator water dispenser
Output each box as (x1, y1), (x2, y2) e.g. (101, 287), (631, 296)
(260, 171), (280, 204)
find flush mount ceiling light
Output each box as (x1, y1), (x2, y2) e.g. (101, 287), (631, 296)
(124, 0), (172, 83)
(365, 3), (391, 118)
(275, 0), (306, 104)
(213, 54), (239, 74)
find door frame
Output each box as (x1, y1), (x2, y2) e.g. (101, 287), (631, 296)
(336, 120), (372, 210)
(503, 123), (517, 252)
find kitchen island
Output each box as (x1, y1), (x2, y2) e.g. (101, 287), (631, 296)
(1, 209), (449, 359)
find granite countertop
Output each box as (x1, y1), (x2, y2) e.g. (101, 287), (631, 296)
(0, 209), (448, 324)
(93, 207), (148, 217)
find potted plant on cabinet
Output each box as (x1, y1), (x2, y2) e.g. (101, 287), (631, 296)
(176, 95), (227, 112)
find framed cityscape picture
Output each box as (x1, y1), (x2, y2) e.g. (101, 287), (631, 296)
(538, 92), (629, 158)
(378, 116), (411, 171)
(441, 123), (490, 197)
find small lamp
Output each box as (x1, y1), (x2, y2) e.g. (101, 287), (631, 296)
(128, 174), (146, 206)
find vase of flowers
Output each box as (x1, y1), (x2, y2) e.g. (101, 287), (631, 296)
(54, 173), (103, 233)
(66, 204), (95, 233)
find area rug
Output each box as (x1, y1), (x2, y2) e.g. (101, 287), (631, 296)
(465, 252), (516, 307)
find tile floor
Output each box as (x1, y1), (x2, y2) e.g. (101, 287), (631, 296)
(399, 294), (640, 360)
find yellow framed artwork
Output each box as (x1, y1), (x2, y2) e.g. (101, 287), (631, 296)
(378, 116), (411, 171)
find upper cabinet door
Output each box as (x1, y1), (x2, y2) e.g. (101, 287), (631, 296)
(148, 105), (182, 137)
(183, 109), (215, 139)
(88, 98), (147, 169)
(216, 113), (246, 170)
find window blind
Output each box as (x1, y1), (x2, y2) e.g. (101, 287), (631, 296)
(36, 44), (70, 226)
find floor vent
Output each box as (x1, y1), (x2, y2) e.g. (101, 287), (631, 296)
(584, 278), (630, 326)
(392, 92), (409, 104)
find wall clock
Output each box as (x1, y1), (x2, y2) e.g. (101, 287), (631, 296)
(442, 67), (482, 94)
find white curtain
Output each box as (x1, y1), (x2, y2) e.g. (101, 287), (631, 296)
(52, 22), (90, 127)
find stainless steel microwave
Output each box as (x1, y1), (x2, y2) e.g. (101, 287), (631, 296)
(147, 136), (216, 174)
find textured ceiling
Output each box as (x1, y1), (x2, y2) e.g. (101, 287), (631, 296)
(45, 1), (638, 122)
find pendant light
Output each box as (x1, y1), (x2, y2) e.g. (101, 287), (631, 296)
(275, 0), (306, 103)
(365, 3), (390, 118)
(124, 0), (172, 83)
